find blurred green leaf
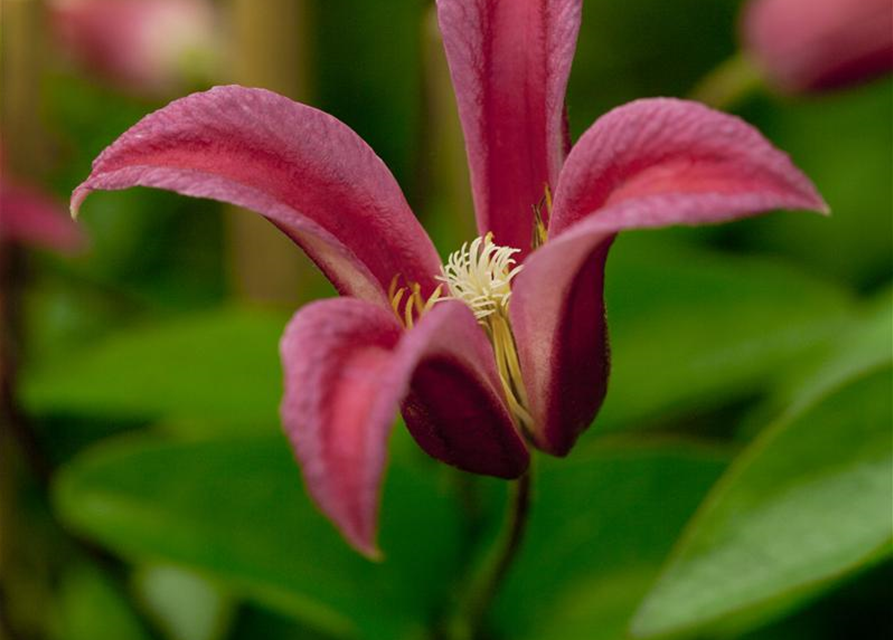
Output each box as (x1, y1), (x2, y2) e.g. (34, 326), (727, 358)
(52, 432), (463, 640)
(735, 79), (892, 290)
(21, 306), (289, 427)
(133, 565), (234, 640)
(736, 287), (892, 442)
(736, 561), (893, 640)
(65, 188), (226, 310)
(597, 235), (856, 431)
(315, 0), (424, 199)
(52, 563), (151, 640)
(567, 0), (737, 129)
(630, 361), (892, 638)
(779, 290), (892, 411)
(229, 604), (341, 640)
(492, 442), (729, 640)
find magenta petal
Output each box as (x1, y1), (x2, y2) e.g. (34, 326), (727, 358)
(73, 86), (442, 304)
(742, 0), (893, 93)
(515, 98), (827, 456)
(1, 180), (85, 253)
(280, 298), (527, 556)
(399, 300), (529, 479)
(436, 0), (582, 254)
(548, 98), (828, 238)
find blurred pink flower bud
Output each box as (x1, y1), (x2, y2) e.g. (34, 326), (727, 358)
(50, 0), (219, 95)
(742, 0), (893, 93)
(1, 178), (84, 253)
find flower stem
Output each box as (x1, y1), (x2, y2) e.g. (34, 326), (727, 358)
(446, 470), (532, 640)
(689, 52), (764, 111)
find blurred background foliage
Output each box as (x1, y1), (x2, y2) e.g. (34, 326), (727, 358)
(1, 0), (890, 639)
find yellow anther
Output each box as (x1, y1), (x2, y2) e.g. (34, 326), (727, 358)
(422, 285), (443, 313)
(412, 282), (424, 314)
(404, 292), (415, 329)
(388, 276), (443, 330)
(388, 273), (400, 300)
(390, 287), (406, 316)
(531, 184), (552, 250)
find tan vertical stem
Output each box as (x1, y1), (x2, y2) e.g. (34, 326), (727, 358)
(224, 0), (320, 305)
(689, 52), (763, 111)
(0, 0), (45, 449)
(1, 0), (47, 176)
(0, 1), (49, 635)
(419, 5), (476, 251)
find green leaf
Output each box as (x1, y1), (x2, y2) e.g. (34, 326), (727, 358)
(230, 604), (341, 640)
(21, 307), (289, 427)
(52, 432), (463, 640)
(630, 365), (892, 638)
(780, 291), (892, 412)
(737, 79), (893, 288)
(133, 565), (234, 640)
(316, 0), (423, 194)
(598, 236), (855, 431)
(52, 563), (151, 640)
(492, 442), (729, 640)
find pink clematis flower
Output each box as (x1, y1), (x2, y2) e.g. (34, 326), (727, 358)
(742, 0), (893, 93)
(72, 0), (826, 556)
(50, 0), (218, 95)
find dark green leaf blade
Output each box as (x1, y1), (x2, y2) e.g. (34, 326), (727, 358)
(492, 443), (730, 640)
(630, 365), (892, 638)
(21, 307), (289, 427)
(600, 236), (855, 431)
(53, 563), (152, 640)
(52, 433), (463, 640)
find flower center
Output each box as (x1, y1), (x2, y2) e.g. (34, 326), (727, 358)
(437, 233), (532, 430)
(387, 234), (533, 431)
(438, 233), (523, 320)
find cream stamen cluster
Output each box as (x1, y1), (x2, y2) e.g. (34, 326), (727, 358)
(437, 233), (523, 321)
(438, 233), (532, 431)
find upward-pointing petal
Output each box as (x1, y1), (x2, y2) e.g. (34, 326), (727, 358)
(72, 86), (442, 304)
(436, 0), (581, 255)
